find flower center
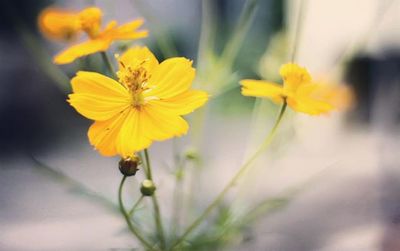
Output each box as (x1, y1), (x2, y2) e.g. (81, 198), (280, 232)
(118, 61), (154, 108)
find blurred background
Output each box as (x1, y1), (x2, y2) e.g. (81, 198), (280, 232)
(0, 0), (399, 250)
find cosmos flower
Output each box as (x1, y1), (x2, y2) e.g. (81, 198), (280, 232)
(240, 63), (351, 115)
(68, 46), (208, 157)
(38, 6), (148, 64)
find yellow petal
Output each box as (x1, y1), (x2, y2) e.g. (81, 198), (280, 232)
(141, 103), (189, 141)
(305, 82), (353, 110)
(288, 96), (334, 115)
(146, 58), (195, 99)
(71, 71), (128, 96)
(38, 7), (81, 42)
(54, 38), (111, 64)
(117, 46), (159, 72)
(68, 71), (130, 121)
(78, 7), (102, 38)
(116, 109), (152, 157)
(280, 63), (311, 93)
(240, 80), (284, 102)
(103, 19), (148, 40)
(88, 109), (130, 156)
(289, 83), (335, 115)
(147, 90), (208, 115)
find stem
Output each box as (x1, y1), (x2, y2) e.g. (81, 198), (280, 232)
(290, 0), (307, 62)
(101, 51), (117, 78)
(196, 0), (217, 73)
(171, 158), (186, 237)
(219, 0), (259, 68)
(129, 195), (144, 217)
(118, 176), (156, 251)
(144, 149), (153, 180)
(143, 149), (166, 250)
(171, 102), (288, 250)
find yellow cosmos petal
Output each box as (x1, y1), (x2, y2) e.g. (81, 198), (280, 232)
(117, 46), (159, 72)
(38, 7), (81, 42)
(287, 83), (335, 115)
(240, 80), (284, 102)
(142, 103), (189, 141)
(88, 109), (130, 156)
(305, 82), (353, 110)
(71, 71), (128, 96)
(116, 109), (152, 158)
(146, 57), (195, 99)
(68, 71), (130, 121)
(54, 38), (111, 64)
(68, 94), (131, 121)
(287, 96), (334, 115)
(78, 7), (102, 38)
(147, 90), (208, 116)
(103, 19), (148, 41)
(280, 63), (311, 93)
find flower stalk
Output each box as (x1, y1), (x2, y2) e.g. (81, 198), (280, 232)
(171, 101), (288, 250)
(143, 149), (167, 250)
(118, 176), (156, 251)
(100, 51), (117, 79)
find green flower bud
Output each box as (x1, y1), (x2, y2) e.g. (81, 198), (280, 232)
(119, 156), (141, 176)
(184, 148), (199, 161)
(140, 179), (156, 196)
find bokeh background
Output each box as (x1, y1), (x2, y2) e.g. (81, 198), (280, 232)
(0, 0), (400, 250)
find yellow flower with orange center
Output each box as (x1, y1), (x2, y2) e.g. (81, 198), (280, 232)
(68, 46), (209, 158)
(240, 63), (352, 115)
(38, 6), (148, 65)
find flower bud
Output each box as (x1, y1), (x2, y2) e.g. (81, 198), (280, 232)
(184, 148), (199, 161)
(140, 179), (156, 196)
(119, 156), (141, 176)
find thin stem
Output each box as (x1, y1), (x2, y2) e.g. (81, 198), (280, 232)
(171, 158), (186, 237)
(101, 51), (117, 78)
(290, 0), (307, 62)
(171, 102), (288, 250)
(118, 176), (156, 251)
(144, 149), (153, 180)
(143, 149), (166, 250)
(219, 0), (259, 67)
(197, 0), (217, 73)
(129, 195), (144, 217)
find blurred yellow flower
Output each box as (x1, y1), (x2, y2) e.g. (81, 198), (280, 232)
(38, 7), (82, 42)
(68, 46), (208, 157)
(38, 6), (148, 64)
(240, 63), (352, 115)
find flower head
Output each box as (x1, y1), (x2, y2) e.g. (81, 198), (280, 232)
(240, 63), (352, 115)
(68, 46), (208, 158)
(38, 6), (148, 64)
(38, 7), (82, 42)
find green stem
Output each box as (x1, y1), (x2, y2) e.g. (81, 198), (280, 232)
(171, 158), (186, 237)
(129, 195), (144, 217)
(219, 0), (258, 67)
(143, 149), (167, 250)
(290, 0), (308, 62)
(101, 51), (117, 78)
(171, 102), (288, 250)
(118, 176), (156, 251)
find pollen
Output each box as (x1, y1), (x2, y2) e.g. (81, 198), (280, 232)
(118, 61), (153, 108)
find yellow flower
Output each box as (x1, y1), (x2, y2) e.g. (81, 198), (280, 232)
(68, 46), (209, 157)
(240, 63), (351, 115)
(38, 6), (148, 64)
(38, 7), (82, 42)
